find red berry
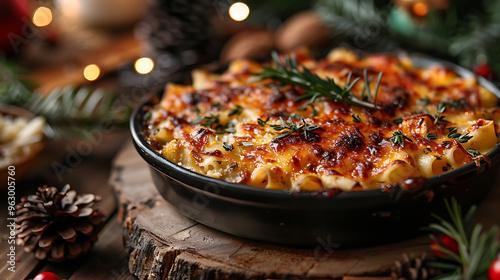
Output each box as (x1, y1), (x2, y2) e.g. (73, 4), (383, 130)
(34, 272), (59, 280)
(430, 234), (459, 258)
(474, 63), (494, 79)
(490, 258), (500, 280)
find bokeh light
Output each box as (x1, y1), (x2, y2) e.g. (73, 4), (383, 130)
(59, 0), (81, 18)
(413, 2), (429, 17)
(83, 64), (100, 81)
(229, 2), (249, 22)
(33, 7), (53, 27)
(135, 57), (154, 74)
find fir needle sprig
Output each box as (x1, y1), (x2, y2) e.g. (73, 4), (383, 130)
(427, 198), (499, 279)
(251, 51), (382, 109)
(0, 59), (131, 138)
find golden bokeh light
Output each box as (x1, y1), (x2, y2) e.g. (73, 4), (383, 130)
(229, 2), (249, 22)
(33, 7), (53, 27)
(135, 57), (154, 74)
(83, 64), (100, 81)
(59, 0), (81, 18)
(412, 2), (429, 17)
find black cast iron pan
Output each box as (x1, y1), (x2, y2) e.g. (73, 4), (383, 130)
(130, 53), (500, 247)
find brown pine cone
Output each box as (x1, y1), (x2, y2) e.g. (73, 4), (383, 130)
(15, 184), (104, 262)
(391, 253), (435, 280)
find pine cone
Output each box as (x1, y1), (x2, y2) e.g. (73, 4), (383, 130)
(391, 253), (434, 280)
(15, 184), (104, 262)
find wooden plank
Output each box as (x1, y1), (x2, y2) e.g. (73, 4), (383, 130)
(68, 215), (137, 280)
(0, 246), (41, 280)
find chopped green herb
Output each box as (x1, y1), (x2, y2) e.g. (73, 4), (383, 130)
(257, 117), (270, 127)
(189, 115), (204, 124)
(190, 114), (220, 128)
(445, 127), (473, 143)
(466, 148), (479, 157)
(446, 127), (460, 138)
(237, 142), (255, 147)
(222, 142), (234, 151)
(392, 117), (403, 125)
(436, 103), (446, 114)
(420, 97), (431, 106)
(390, 130), (412, 147)
(211, 102), (224, 109)
(457, 132), (473, 143)
(425, 132), (438, 140)
(200, 115), (219, 127)
(352, 114), (361, 123)
(443, 99), (467, 110)
(434, 103), (450, 124)
(215, 128), (236, 134)
(228, 105), (243, 116)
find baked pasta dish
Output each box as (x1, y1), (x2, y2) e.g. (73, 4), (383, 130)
(143, 48), (500, 192)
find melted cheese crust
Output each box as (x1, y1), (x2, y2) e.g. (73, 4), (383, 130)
(144, 48), (500, 191)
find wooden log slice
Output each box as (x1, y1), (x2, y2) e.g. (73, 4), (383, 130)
(110, 141), (500, 280)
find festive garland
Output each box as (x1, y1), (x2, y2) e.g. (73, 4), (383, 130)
(315, 0), (500, 78)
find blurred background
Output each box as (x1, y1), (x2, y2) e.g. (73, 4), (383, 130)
(1, 0), (500, 182)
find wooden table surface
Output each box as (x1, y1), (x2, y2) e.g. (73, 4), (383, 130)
(0, 131), (137, 280)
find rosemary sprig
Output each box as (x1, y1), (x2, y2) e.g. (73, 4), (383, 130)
(251, 51), (381, 109)
(268, 117), (321, 141)
(352, 114), (361, 123)
(390, 130), (412, 147)
(427, 198), (499, 279)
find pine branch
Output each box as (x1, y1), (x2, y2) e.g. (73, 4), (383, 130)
(314, 0), (397, 50)
(428, 198), (500, 279)
(0, 59), (131, 139)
